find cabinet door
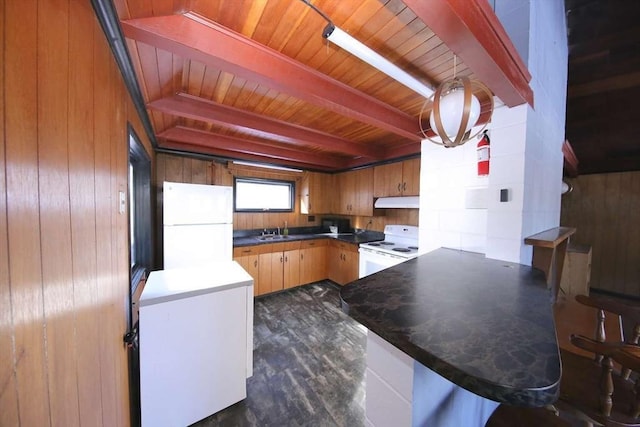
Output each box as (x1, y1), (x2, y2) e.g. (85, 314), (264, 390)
(335, 172), (355, 214)
(258, 252), (283, 294)
(308, 172), (330, 214)
(300, 245), (327, 284)
(354, 168), (374, 216)
(283, 249), (300, 289)
(270, 252), (285, 293)
(309, 245), (327, 283)
(300, 173), (311, 215)
(374, 162), (403, 197)
(342, 249), (359, 284)
(401, 158), (420, 196)
(257, 252), (273, 296)
(234, 254), (260, 297)
(327, 242), (343, 284)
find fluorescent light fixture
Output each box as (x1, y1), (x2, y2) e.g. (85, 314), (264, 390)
(323, 24), (434, 99)
(232, 160), (303, 173)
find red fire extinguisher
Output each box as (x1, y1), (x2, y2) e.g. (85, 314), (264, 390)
(477, 130), (490, 176)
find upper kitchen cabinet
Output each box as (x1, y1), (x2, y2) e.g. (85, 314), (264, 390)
(300, 172), (330, 215)
(374, 158), (420, 197)
(335, 168), (374, 217)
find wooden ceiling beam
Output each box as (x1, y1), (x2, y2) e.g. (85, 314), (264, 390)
(568, 71), (640, 98)
(148, 93), (380, 159)
(159, 141), (334, 172)
(157, 126), (348, 169)
(121, 13), (422, 141)
(403, 0), (533, 107)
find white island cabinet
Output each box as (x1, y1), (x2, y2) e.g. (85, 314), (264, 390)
(139, 261), (254, 427)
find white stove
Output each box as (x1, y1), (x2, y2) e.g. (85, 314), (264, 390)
(359, 225), (419, 278)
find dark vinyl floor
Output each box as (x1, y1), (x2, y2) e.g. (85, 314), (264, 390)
(192, 281), (367, 427)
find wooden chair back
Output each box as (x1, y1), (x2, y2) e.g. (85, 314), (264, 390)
(558, 295), (640, 426)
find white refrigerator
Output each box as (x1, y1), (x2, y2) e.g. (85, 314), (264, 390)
(163, 181), (233, 269)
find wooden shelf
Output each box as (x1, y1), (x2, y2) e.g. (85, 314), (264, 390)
(524, 226), (577, 302)
(524, 226), (576, 248)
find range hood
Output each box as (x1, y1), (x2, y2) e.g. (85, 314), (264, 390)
(374, 196), (420, 209)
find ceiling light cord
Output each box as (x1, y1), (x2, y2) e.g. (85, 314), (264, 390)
(299, 0), (332, 25)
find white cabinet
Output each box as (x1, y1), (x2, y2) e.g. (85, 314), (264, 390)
(139, 263), (253, 427)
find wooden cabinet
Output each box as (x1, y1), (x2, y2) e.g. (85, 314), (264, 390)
(283, 249), (300, 289)
(373, 158), (420, 197)
(560, 243), (592, 296)
(259, 251), (284, 294)
(235, 242), (303, 296)
(299, 239), (327, 285)
(327, 240), (359, 285)
(233, 246), (262, 296)
(335, 168), (373, 216)
(300, 172), (330, 215)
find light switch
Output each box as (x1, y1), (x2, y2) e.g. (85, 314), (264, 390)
(119, 191), (126, 214)
(500, 189), (509, 202)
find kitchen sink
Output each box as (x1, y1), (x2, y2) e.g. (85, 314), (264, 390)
(255, 235), (291, 241)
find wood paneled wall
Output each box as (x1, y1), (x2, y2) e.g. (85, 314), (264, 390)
(561, 171), (640, 297)
(155, 153), (419, 264)
(1, 1), (152, 426)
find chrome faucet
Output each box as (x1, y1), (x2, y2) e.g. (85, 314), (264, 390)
(277, 227), (280, 236)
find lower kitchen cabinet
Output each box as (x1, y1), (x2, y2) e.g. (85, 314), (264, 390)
(259, 251), (285, 294)
(327, 240), (359, 285)
(233, 246), (262, 296)
(283, 249), (301, 289)
(299, 239), (327, 285)
(235, 237), (357, 295)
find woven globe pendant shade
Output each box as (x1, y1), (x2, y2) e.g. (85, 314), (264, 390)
(420, 76), (494, 148)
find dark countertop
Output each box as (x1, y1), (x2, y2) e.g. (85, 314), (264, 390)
(340, 248), (561, 407)
(233, 230), (385, 247)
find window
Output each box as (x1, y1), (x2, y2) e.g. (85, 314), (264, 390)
(234, 177), (295, 212)
(129, 126), (152, 292)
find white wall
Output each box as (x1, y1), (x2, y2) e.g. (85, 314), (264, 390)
(419, 0), (567, 264)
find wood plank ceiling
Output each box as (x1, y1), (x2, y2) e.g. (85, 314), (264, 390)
(565, 0), (640, 175)
(115, 0), (531, 172)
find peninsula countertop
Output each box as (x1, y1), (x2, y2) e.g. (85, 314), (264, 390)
(340, 248), (561, 407)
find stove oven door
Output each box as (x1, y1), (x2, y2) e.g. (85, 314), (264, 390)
(358, 247), (409, 278)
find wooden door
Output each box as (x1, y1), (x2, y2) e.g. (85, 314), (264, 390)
(283, 249), (300, 289)
(300, 243), (327, 284)
(257, 252), (275, 296)
(327, 241), (343, 283)
(401, 158), (420, 196)
(342, 246), (360, 284)
(234, 254), (260, 296)
(374, 162), (403, 197)
(309, 245), (327, 283)
(336, 171), (356, 214)
(308, 172), (330, 214)
(270, 252), (285, 293)
(354, 168), (374, 216)
(300, 173), (311, 214)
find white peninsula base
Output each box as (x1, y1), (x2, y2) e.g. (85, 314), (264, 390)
(365, 332), (499, 427)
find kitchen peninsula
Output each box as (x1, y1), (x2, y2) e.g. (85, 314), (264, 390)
(340, 248), (561, 427)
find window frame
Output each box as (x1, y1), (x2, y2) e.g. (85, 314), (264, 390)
(233, 176), (295, 213)
(128, 125), (152, 293)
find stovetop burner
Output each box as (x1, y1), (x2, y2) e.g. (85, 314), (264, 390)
(368, 242), (381, 246)
(392, 248), (411, 253)
(408, 246), (418, 250)
(379, 241), (394, 246)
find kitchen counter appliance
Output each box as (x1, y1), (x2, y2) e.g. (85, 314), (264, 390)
(359, 224), (419, 278)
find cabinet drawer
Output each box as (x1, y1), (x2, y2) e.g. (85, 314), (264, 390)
(300, 239), (328, 249)
(234, 246), (262, 257)
(329, 240), (359, 252)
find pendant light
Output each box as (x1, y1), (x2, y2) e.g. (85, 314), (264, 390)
(420, 57), (494, 148)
